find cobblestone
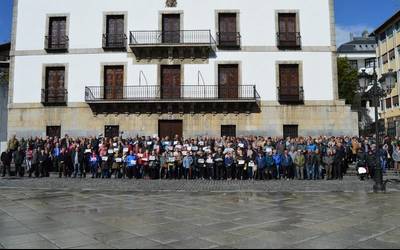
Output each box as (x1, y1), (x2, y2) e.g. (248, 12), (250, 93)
(0, 176), (399, 193)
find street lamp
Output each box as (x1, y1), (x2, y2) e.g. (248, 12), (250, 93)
(358, 60), (393, 193)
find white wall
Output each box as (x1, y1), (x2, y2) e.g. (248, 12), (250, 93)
(15, 0), (332, 50)
(13, 0), (335, 103)
(13, 51), (334, 103)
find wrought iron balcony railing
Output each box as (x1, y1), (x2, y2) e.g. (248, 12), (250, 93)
(217, 32), (241, 48)
(103, 33), (127, 50)
(276, 32), (301, 49)
(277, 86), (304, 104)
(45, 35), (69, 51)
(130, 30), (216, 46)
(41, 88), (68, 106)
(85, 85), (260, 102)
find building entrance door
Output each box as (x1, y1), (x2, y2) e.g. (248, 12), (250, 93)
(158, 120), (183, 139)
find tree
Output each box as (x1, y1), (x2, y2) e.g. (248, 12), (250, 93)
(0, 68), (8, 85)
(337, 57), (359, 105)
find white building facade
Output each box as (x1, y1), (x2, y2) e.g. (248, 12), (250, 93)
(8, 0), (358, 139)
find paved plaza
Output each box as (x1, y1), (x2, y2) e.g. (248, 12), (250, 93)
(0, 178), (400, 249)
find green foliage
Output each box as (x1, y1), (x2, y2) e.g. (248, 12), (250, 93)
(337, 57), (359, 105)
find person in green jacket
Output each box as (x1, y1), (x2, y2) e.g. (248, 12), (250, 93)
(294, 150), (305, 180)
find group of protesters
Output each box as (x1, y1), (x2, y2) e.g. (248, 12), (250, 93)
(1, 134), (399, 181)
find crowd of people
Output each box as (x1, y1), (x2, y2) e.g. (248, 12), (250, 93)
(1, 134), (400, 181)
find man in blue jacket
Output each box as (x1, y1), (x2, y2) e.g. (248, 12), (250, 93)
(126, 151), (138, 179)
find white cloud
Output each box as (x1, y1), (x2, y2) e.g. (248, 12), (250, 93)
(336, 25), (375, 46)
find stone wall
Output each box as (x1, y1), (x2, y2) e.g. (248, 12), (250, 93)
(7, 101), (359, 139)
(0, 83), (8, 144)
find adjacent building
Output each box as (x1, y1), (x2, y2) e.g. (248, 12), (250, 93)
(0, 42), (10, 152)
(372, 10), (400, 137)
(8, 0), (358, 139)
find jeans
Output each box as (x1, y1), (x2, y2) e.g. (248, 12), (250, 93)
(73, 163), (81, 177)
(183, 168), (190, 179)
(306, 164), (315, 180)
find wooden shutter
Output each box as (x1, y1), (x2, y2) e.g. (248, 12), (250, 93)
(162, 14), (180, 43)
(161, 65), (181, 99)
(279, 64), (299, 100)
(219, 13), (237, 45)
(104, 66), (124, 100)
(218, 64), (239, 99)
(49, 17), (67, 48)
(158, 120), (183, 139)
(278, 13), (297, 45)
(46, 67), (65, 103)
(106, 15), (125, 47)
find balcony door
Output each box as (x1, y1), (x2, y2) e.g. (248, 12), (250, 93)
(45, 67), (65, 103)
(104, 66), (124, 100)
(162, 14), (180, 43)
(278, 13), (297, 46)
(106, 15), (125, 48)
(279, 64), (300, 102)
(161, 65), (181, 99)
(218, 64), (239, 99)
(218, 13), (237, 46)
(48, 17), (67, 49)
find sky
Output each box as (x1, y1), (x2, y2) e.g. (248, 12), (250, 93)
(0, 0), (399, 45)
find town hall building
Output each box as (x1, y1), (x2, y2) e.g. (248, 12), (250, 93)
(8, 0), (358, 139)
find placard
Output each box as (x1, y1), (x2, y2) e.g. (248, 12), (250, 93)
(248, 162), (255, 167)
(199, 141), (205, 146)
(123, 148), (129, 153)
(142, 158), (149, 162)
(168, 157), (175, 162)
(147, 141), (153, 145)
(131, 160), (136, 165)
(238, 160), (245, 165)
(198, 159), (205, 164)
(108, 149), (114, 154)
(85, 149), (91, 154)
(115, 158), (122, 163)
(206, 159), (214, 164)
(192, 146), (198, 151)
(113, 143), (117, 147)
(114, 148), (119, 152)
(149, 156), (156, 161)
(102, 157), (108, 161)
(238, 143), (244, 148)
(182, 151), (188, 156)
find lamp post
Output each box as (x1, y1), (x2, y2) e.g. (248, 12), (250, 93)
(358, 61), (395, 193)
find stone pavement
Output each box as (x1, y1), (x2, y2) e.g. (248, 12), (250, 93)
(0, 178), (400, 249)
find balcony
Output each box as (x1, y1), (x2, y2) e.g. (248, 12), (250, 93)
(45, 35), (69, 52)
(217, 32), (241, 49)
(276, 32), (301, 50)
(103, 33), (127, 50)
(277, 86), (304, 104)
(85, 85), (260, 114)
(129, 30), (216, 60)
(41, 88), (68, 106)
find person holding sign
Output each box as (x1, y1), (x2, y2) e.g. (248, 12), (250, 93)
(125, 151), (138, 179)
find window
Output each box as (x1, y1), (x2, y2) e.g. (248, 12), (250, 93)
(348, 60), (358, 70)
(389, 49), (396, 61)
(277, 13), (300, 49)
(393, 96), (399, 107)
(379, 32), (386, 42)
(46, 16), (68, 51)
(103, 15), (126, 49)
(386, 98), (392, 109)
(46, 126), (61, 138)
(283, 125), (298, 139)
(221, 125), (236, 137)
(365, 58), (376, 68)
(42, 67), (67, 105)
(382, 53), (389, 64)
(217, 13), (240, 48)
(105, 125), (120, 138)
(278, 64), (302, 103)
(387, 26), (394, 38)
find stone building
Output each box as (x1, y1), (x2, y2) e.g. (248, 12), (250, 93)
(8, 0), (358, 139)
(371, 10), (400, 137)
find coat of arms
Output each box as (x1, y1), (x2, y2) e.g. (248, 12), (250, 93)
(166, 0), (177, 8)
